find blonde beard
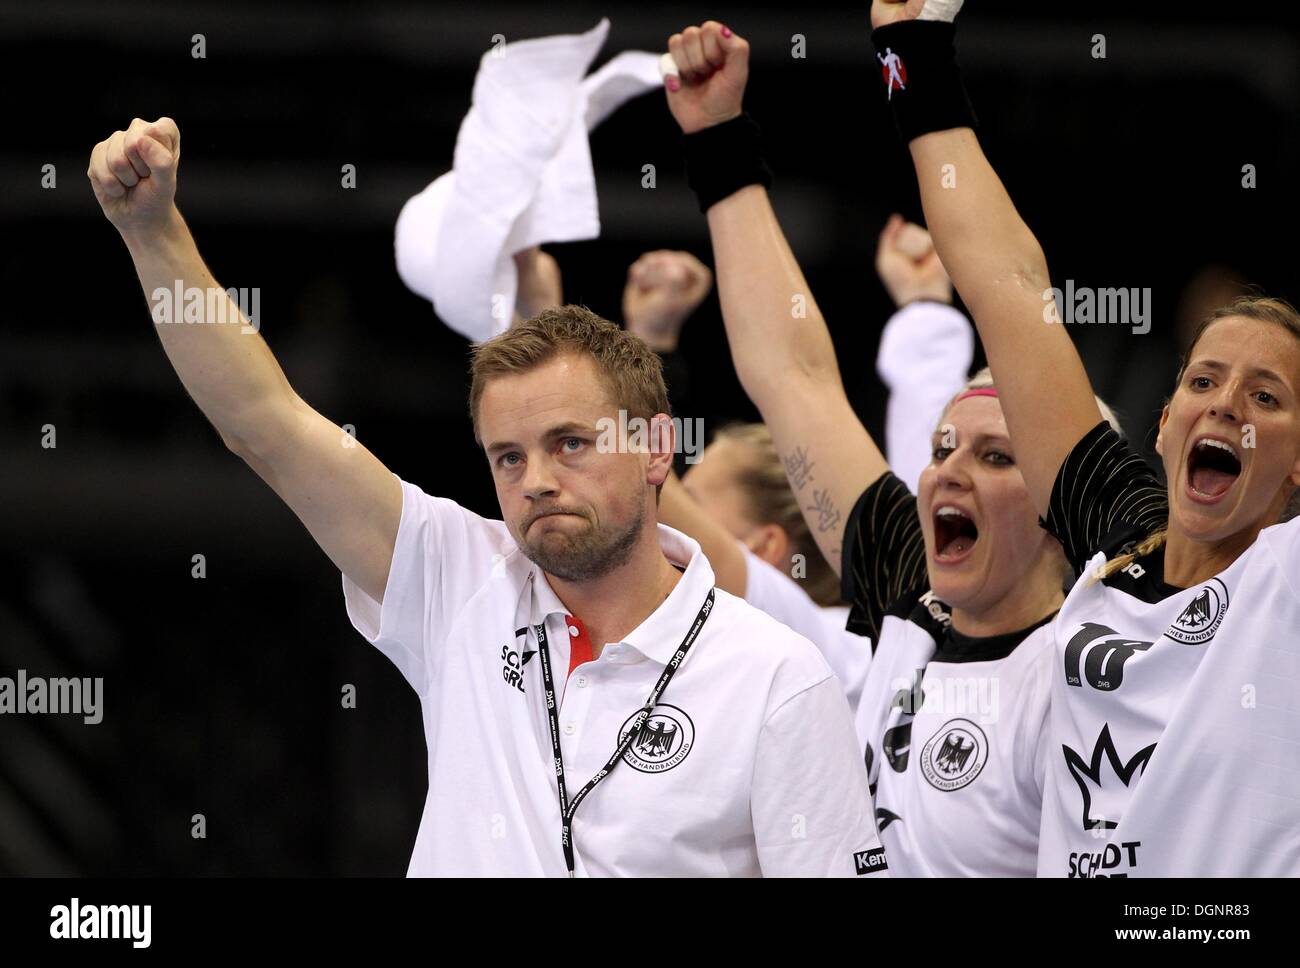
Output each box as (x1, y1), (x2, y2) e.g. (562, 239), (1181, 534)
(520, 499), (646, 582)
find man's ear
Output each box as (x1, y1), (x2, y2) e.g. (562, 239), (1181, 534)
(646, 413), (677, 486)
(1154, 403), (1170, 458)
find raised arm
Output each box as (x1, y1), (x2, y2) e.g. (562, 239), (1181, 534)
(874, 215), (974, 491)
(871, 1), (1103, 515)
(659, 472), (749, 594)
(664, 22), (887, 573)
(88, 117), (401, 602)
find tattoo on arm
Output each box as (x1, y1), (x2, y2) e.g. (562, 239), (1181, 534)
(783, 447), (815, 491)
(782, 445), (843, 564)
(808, 488), (842, 534)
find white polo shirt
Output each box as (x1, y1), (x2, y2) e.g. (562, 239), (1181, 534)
(742, 546), (872, 715)
(342, 478), (886, 877)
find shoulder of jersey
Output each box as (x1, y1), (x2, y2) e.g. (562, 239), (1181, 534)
(409, 488), (518, 554)
(709, 587), (836, 678)
(884, 587), (952, 647)
(1089, 521), (1175, 604)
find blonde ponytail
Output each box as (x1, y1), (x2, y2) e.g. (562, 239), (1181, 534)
(1091, 527), (1169, 583)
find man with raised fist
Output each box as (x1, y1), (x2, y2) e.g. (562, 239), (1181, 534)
(87, 114), (885, 878)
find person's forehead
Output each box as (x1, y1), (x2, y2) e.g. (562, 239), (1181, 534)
(479, 354), (614, 430)
(940, 395), (1010, 437)
(1191, 317), (1300, 385)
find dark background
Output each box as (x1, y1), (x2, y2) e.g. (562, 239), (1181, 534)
(1, 0), (1296, 875)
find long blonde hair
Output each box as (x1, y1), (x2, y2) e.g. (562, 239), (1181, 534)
(1096, 295), (1300, 580)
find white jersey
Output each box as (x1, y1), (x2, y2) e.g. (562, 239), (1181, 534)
(342, 478), (885, 877)
(743, 546), (872, 714)
(1037, 422), (1300, 876)
(842, 472), (1056, 876)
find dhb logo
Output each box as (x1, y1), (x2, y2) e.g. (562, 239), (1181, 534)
(1064, 623), (1154, 691)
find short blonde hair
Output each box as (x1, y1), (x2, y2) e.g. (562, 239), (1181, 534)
(940, 367), (1124, 435)
(468, 305), (671, 444)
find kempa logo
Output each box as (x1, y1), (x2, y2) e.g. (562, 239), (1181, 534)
(595, 410), (704, 465)
(0, 670), (103, 724)
(1063, 723), (1156, 832)
(1165, 578), (1229, 645)
(50, 898), (150, 948)
(854, 846), (889, 874)
(876, 47), (906, 99)
(617, 704), (694, 773)
(920, 719), (988, 792)
(874, 807), (902, 833)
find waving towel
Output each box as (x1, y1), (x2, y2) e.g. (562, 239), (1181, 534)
(395, 19), (662, 341)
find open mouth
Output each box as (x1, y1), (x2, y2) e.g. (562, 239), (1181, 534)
(1186, 437), (1242, 502)
(932, 505), (979, 563)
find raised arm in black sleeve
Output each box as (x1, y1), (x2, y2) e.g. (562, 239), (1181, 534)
(1041, 420), (1170, 575)
(840, 471), (928, 642)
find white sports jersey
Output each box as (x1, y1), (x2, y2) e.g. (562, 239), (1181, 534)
(843, 472), (1057, 876)
(743, 546), (872, 714)
(1038, 422), (1300, 876)
(342, 478), (885, 877)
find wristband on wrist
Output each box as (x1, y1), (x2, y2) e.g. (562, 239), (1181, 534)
(872, 21), (977, 142)
(682, 113), (774, 214)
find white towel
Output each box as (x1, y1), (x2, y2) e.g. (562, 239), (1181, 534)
(394, 19), (663, 342)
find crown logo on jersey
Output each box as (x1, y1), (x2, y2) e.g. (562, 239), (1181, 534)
(1165, 578), (1229, 645)
(1063, 724), (1156, 832)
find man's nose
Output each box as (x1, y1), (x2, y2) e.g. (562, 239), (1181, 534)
(521, 453), (561, 498)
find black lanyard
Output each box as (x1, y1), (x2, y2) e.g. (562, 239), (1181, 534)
(533, 587), (714, 877)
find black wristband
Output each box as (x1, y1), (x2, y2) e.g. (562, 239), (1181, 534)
(682, 113), (774, 214)
(872, 21), (977, 142)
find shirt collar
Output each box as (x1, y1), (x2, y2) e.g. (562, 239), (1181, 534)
(523, 524), (716, 664)
(527, 567), (570, 626)
(620, 525), (714, 664)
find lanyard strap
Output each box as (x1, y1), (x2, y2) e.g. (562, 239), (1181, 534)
(534, 587), (714, 877)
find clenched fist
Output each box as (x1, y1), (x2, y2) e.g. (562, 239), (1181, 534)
(875, 214), (952, 308)
(623, 250), (713, 351)
(87, 117), (181, 237)
(663, 22), (749, 135)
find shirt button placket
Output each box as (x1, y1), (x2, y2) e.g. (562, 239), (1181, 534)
(558, 617), (596, 780)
